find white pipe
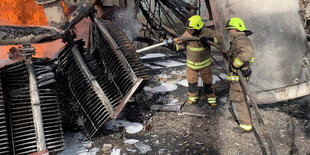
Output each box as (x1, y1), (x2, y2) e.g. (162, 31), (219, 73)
(136, 38), (178, 53)
(136, 42), (167, 53)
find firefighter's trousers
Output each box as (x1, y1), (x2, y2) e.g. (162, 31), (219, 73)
(186, 66), (216, 103)
(230, 81), (251, 125)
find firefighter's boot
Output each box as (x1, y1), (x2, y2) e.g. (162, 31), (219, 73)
(204, 83), (216, 107)
(188, 82), (199, 104)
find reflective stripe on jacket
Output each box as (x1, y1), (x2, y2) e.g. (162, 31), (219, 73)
(176, 28), (223, 64)
(227, 32), (255, 81)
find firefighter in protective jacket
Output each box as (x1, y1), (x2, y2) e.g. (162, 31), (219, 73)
(225, 17), (255, 132)
(170, 15), (223, 106)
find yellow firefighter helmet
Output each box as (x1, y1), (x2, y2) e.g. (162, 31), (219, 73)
(187, 15), (204, 30)
(225, 17), (246, 31)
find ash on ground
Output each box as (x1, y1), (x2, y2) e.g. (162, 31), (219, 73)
(62, 52), (310, 155)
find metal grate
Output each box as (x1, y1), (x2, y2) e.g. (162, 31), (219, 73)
(4, 58), (64, 154)
(93, 19), (150, 83)
(58, 44), (114, 137)
(57, 33), (144, 137)
(0, 71), (10, 155)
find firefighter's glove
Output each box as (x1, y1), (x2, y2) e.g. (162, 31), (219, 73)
(241, 69), (252, 78)
(199, 37), (214, 47)
(168, 43), (177, 51)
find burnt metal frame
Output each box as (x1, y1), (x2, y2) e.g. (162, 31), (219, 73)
(139, 0), (183, 39)
(93, 17), (143, 118)
(71, 45), (115, 117)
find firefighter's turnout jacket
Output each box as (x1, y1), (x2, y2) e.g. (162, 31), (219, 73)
(176, 28), (223, 105)
(227, 31), (255, 127)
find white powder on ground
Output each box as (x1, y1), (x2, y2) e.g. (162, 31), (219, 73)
(104, 120), (143, 134)
(144, 83), (178, 93)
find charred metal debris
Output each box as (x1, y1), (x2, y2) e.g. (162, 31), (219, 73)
(0, 0), (212, 154)
(0, 17), (149, 155)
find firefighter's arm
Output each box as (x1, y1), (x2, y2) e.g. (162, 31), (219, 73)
(168, 40), (185, 51)
(233, 41), (255, 68)
(204, 28), (224, 46)
(203, 28), (225, 53)
(174, 41), (186, 51)
(173, 32), (188, 51)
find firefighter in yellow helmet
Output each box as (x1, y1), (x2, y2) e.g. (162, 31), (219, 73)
(170, 15), (224, 106)
(225, 17), (255, 132)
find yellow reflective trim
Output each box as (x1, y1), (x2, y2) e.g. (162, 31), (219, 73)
(213, 37), (218, 44)
(226, 76), (239, 81)
(187, 46), (205, 52)
(189, 96), (198, 101)
(186, 58), (212, 69)
(175, 44), (180, 51)
(208, 98), (216, 103)
(187, 57), (211, 66)
(226, 76), (249, 81)
(233, 58), (244, 67)
(208, 98), (216, 101)
(249, 57), (254, 63)
(239, 124), (252, 131)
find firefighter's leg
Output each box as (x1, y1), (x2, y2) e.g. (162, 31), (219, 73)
(187, 67), (199, 104)
(230, 81), (252, 132)
(200, 66), (216, 106)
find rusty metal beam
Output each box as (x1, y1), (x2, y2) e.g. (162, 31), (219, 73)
(0, 26), (61, 45)
(67, 0), (97, 30)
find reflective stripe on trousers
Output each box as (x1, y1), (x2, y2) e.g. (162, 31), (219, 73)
(189, 96), (198, 101)
(240, 124), (252, 131)
(208, 97), (216, 103)
(186, 57), (212, 70)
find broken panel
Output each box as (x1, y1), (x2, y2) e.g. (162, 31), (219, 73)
(57, 39), (143, 137)
(58, 44), (115, 137)
(57, 20), (148, 137)
(93, 19), (150, 83)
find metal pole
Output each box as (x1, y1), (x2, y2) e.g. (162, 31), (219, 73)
(236, 70), (277, 155)
(190, 0), (199, 16)
(23, 45), (47, 152)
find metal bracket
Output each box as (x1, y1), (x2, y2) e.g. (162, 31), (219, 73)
(301, 57), (310, 67)
(18, 44), (36, 57)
